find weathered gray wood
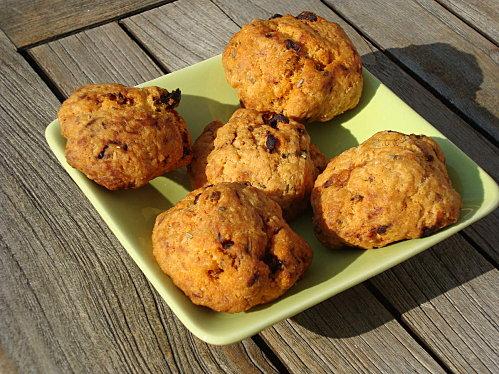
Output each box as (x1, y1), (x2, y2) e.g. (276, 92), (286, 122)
(320, 0), (499, 262)
(325, 0), (499, 143)
(370, 234), (499, 372)
(28, 16), (447, 372)
(0, 0), (174, 48)
(435, 0), (499, 43)
(262, 286), (444, 373)
(30, 22), (164, 97)
(121, 0), (240, 71)
(3, 0), (498, 372)
(209, 0), (499, 371)
(0, 29), (278, 373)
(212, 0), (499, 263)
(357, 47), (499, 264)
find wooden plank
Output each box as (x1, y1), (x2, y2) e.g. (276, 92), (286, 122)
(371, 234), (499, 372)
(435, 0), (499, 43)
(0, 0), (174, 48)
(357, 50), (499, 264)
(29, 7), (447, 373)
(29, 22), (164, 97)
(121, 0), (240, 71)
(320, 0), (499, 263)
(261, 286), (444, 373)
(0, 29), (278, 373)
(208, 0), (499, 371)
(123, 0), (498, 263)
(324, 0), (499, 143)
(210, 0), (499, 263)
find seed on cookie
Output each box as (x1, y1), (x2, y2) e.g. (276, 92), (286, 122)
(261, 251), (283, 275)
(58, 83), (192, 190)
(375, 225), (390, 235)
(311, 131), (461, 249)
(189, 108), (326, 219)
(152, 182), (313, 312)
(210, 190), (221, 201)
(154, 88), (181, 109)
(284, 39), (302, 52)
(222, 13), (363, 121)
(350, 194), (364, 202)
(296, 11), (318, 22)
(221, 239), (234, 249)
(97, 144), (108, 159)
(262, 112), (289, 128)
(265, 132), (279, 153)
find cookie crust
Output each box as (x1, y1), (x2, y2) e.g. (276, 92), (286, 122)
(222, 12), (363, 122)
(58, 83), (192, 190)
(189, 108), (326, 218)
(311, 131), (461, 249)
(152, 182), (313, 313)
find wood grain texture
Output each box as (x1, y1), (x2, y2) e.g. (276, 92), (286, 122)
(28, 15), (446, 372)
(0, 29), (278, 373)
(29, 22), (164, 97)
(435, 0), (499, 43)
(3, 0), (497, 372)
(370, 234), (499, 372)
(121, 0), (240, 71)
(261, 286), (444, 373)
(0, 0), (174, 48)
(319, 0), (499, 262)
(325, 0), (499, 143)
(210, 0), (499, 263)
(210, 0), (499, 371)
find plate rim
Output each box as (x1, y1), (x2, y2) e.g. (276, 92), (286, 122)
(45, 55), (499, 345)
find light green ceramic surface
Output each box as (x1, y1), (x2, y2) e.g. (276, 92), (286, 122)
(45, 55), (499, 345)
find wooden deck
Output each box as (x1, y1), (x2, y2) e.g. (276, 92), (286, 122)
(0, 0), (497, 372)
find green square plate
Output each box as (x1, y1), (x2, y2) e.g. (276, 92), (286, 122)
(45, 55), (499, 345)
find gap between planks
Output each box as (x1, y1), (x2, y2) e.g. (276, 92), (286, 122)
(459, 231), (498, 269)
(432, 0), (499, 47)
(15, 0), (177, 51)
(18, 49), (66, 102)
(364, 282), (453, 373)
(118, 21), (170, 74)
(18, 3), (496, 369)
(251, 336), (291, 373)
(320, 0), (499, 148)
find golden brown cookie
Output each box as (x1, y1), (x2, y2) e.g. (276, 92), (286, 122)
(188, 108), (326, 219)
(58, 83), (192, 190)
(222, 11), (363, 122)
(311, 131), (461, 249)
(152, 182), (313, 313)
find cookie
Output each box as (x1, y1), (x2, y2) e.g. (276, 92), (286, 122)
(311, 131), (461, 249)
(222, 11), (363, 122)
(58, 83), (192, 190)
(152, 182), (313, 313)
(188, 108), (326, 219)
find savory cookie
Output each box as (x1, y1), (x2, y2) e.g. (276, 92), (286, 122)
(152, 182), (313, 313)
(188, 108), (326, 219)
(311, 131), (461, 249)
(58, 83), (192, 190)
(222, 11), (363, 122)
